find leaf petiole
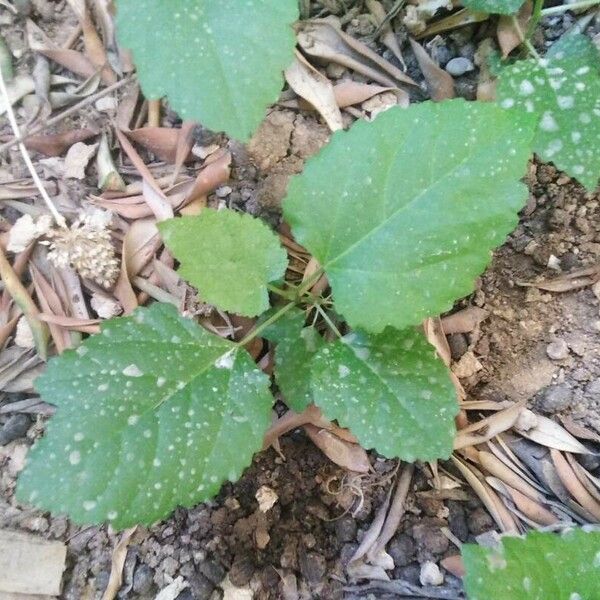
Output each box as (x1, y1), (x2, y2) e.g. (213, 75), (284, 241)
(237, 300), (298, 347)
(540, 0), (600, 14)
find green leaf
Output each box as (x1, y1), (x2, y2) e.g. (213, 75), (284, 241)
(310, 327), (458, 461)
(463, 528), (600, 599)
(262, 307), (324, 412)
(497, 36), (600, 190)
(17, 303), (273, 529)
(547, 32), (600, 64)
(461, 0), (524, 14)
(159, 210), (288, 317)
(284, 99), (536, 333)
(116, 0), (298, 140)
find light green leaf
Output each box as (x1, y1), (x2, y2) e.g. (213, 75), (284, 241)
(159, 210), (288, 317)
(463, 528), (600, 599)
(547, 32), (600, 64)
(461, 0), (524, 14)
(310, 328), (458, 461)
(116, 0), (298, 140)
(284, 99), (536, 332)
(262, 307), (324, 412)
(497, 36), (600, 190)
(17, 303), (273, 529)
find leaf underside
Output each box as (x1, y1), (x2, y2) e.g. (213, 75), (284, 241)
(159, 210), (288, 317)
(498, 34), (600, 190)
(461, 0), (525, 14)
(17, 303), (273, 529)
(311, 328), (458, 461)
(116, 0), (298, 140)
(462, 528), (600, 599)
(284, 99), (536, 333)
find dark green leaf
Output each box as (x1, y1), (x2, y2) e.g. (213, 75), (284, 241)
(17, 303), (273, 529)
(310, 327), (458, 461)
(159, 210), (288, 317)
(284, 99), (536, 332)
(461, 0), (524, 14)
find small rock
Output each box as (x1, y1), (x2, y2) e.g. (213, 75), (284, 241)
(395, 563), (421, 585)
(448, 333), (468, 361)
(229, 553), (255, 587)
(585, 378), (600, 398)
(412, 522), (449, 556)
(334, 516), (357, 543)
(0, 414), (31, 445)
(447, 501), (469, 542)
(256, 485), (278, 512)
(299, 551), (326, 585)
(197, 559), (225, 585)
(445, 57), (474, 76)
(215, 185), (232, 198)
(388, 533), (415, 567)
(539, 383), (574, 413)
(468, 507), (494, 536)
(546, 339), (569, 360)
(420, 561), (444, 586)
(133, 564), (154, 595)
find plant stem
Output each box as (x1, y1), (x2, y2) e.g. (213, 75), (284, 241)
(541, 0), (600, 15)
(237, 300), (297, 347)
(316, 305), (343, 339)
(527, 0), (545, 39)
(511, 15), (541, 60)
(267, 283), (296, 300)
(0, 68), (66, 227)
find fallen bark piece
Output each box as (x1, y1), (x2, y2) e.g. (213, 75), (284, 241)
(0, 530), (67, 596)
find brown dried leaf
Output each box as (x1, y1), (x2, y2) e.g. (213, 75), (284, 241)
(440, 555), (464, 578)
(24, 128), (98, 157)
(515, 411), (594, 454)
(303, 424), (370, 473)
(297, 20), (416, 88)
(550, 449), (600, 521)
(285, 51), (343, 132)
(517, 265), (600, 292)
(559, 416), (600, 444)
(409, 39), (455, 101)
(366, 0), (406, 68)
(101, 527), (137, 600)
(441, 306), (488, 335)
(497, 1), (532, 59)
(126, 127), (181, 163)
(332, 80), (402, 108)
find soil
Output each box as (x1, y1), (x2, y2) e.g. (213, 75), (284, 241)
(0, 1), (599, 599)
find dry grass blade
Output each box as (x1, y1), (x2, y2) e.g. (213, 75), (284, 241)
(409, 39), (455, 101)
(30, 263), (72, 352)
(565, 454), (600, 504)
(285, 51), (343, 132)
(366, 0), (406, 69)
(551, 449), (600, 521)
(454, 402), (524, 450)
(37, 313), (100, 334)
(368, 463), (414, 559)
(517, 264), (600, 292)
(452, 455), (518, 532)
(416, 8), (489, 39)
(486, 477), (558, 526)
(101, 526), (137, 600)
(0, 247), (49, 359)
(497, 1), (532, 58)
(171, 121), (196, 184)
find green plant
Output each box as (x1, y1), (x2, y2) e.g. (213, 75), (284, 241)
(15, 1), (600, 586)
(462, 528), (600, 599)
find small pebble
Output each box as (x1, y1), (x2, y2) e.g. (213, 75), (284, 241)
(445, 57), (474, 76)
(299, 552), (326, 585)
(546, 339), (569, 360)
(133, 564), (154, 595)
(539, 384), (573, 413)
(420, 561), (444, 586)
(0, 414), (31, 445)
(388, 533), (415, 567)
(335, 516), (357, 543)
(215, 185), (232, 198)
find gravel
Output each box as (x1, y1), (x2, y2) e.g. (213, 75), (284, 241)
(546, 339), (570, 360)
(445, 57), (474, 76)
(539, 383), (574, 413)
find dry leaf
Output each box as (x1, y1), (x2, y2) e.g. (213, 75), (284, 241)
(517, 265), (600, 292)
(409, 39), (455, 101)
(126, 127), (181, 163)
(333, 80), (404, 107)
(497, 1), (532, 58)
(64, 142), (98, 179)
(441, 306), (488, 334)
(285, 51), (343, 132)
(304, 424), (370, 473)
(24, 128), (98, 157)
(515, 411), (594, 454)
(101, 527), (137, 600)
(366, 0), (406, 68)
(297, 20), (416, 88)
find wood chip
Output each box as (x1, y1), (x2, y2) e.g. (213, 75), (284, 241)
(0, 530), (66, 596)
